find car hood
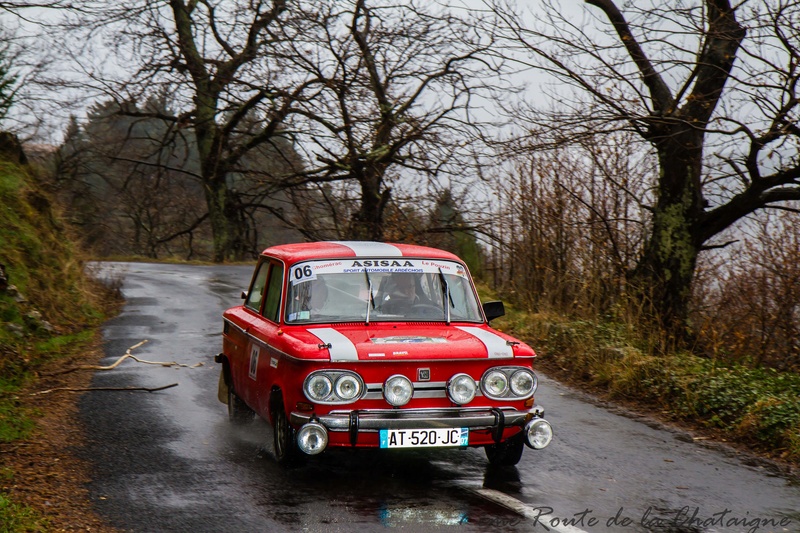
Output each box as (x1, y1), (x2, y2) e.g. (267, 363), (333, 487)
(294, 323), (534, 361)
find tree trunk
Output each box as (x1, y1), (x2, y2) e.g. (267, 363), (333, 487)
(349, 167), (390, 241)
(205, 176), (232, 263)
(629, 129), (705, 339)
(582, 0), (745, 340)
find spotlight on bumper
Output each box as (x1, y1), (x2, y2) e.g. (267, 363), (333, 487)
(297, 422), (329, 455)
(524, 418), (553, 449)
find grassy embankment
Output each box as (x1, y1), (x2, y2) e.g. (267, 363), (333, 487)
(480, 286), (800, 465)
(0, 159), (113, 531)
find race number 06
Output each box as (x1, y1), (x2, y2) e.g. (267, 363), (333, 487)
(292, 264), (314, 284)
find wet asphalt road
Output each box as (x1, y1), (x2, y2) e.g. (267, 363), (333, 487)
(79, 262), (800, 533)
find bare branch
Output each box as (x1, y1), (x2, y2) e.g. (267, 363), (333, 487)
(30, 383), (179, 395)
(585, 0), (674, 112)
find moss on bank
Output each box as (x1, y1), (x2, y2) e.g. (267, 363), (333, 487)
(0, 156), (117, 531)
(488, 300), (800, 464)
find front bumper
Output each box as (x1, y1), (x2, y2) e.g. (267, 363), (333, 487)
(291, 405), (545, 445)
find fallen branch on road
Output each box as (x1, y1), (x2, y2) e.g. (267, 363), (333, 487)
(44, 340), (204, 376)
(30, 383), (179, 396)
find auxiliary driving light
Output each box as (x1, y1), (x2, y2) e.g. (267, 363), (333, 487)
(297, 422), (329, 455)
(524, 418), (553, 449)
(383, 374), (413, 406)
(447, 373), (477, 405)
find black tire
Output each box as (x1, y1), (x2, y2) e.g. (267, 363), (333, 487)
(485, 433), (525, 466)
(228, 388), (255, 424)
(272, 396), (300, 464)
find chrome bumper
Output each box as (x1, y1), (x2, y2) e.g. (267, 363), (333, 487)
(291, 405), (545, 433)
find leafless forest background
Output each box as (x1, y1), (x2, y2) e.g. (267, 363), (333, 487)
(2, 0), (799, 371)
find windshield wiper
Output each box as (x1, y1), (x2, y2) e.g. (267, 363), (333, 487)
(364, 269), (375, 325)
(438, 268), (452, 325)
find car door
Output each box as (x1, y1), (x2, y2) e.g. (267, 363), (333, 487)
(244, 259), (285, 413)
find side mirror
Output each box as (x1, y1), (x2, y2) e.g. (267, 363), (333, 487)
(241, 291), (247, 300)
(483, 301), (505, 322)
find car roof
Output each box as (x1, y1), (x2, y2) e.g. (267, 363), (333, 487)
(260, 241), (463, 264)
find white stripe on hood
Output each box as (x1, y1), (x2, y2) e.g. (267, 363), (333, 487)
(457, 326), (514, 358)
(308, 327), (359, 361)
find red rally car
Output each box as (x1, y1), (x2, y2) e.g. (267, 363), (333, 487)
(215, 241), (553, 465)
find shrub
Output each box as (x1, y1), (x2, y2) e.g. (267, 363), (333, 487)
(508, 312), (800, 462)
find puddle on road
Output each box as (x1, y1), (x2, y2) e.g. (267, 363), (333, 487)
(378, 503), (469, 527)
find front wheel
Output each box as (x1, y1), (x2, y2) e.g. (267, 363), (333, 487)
(484, 433), (525, 466)
(272, 396), (300, 464)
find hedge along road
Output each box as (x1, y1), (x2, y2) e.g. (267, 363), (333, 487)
(79, 262), (800, 533)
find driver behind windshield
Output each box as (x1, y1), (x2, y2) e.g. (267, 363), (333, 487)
(381, 273), (422, 314)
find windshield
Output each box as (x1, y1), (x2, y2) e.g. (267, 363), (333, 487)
(284, 258), (483, 324)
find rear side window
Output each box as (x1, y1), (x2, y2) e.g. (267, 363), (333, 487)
(263, 262), (284, 323)
(245, 262), (269, 312)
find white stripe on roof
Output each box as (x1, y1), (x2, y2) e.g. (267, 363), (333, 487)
(331, 241), (403, 256)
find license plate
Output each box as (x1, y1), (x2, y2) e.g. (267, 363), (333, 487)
(379, 428), (469, 449)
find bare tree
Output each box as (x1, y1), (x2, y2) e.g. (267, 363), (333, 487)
(487, 128), (652, 316)
(0, 1), (101, 139)
(43, 0), (504, 257)
(0, 41), (17, 125)
(271, 0), (505, 240)
(49, 0), (315, 261)
(54, 98), (211, 258)
(693, 212), (800, 370)
(491, 0), (800, 339)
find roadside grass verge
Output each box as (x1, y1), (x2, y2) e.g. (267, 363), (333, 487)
(0, 492), (48, 533)
(0, 160), (120, 531)
(479, 286), (800, 464)
(0, 330), (97, 441)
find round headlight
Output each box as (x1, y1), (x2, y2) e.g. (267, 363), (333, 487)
(383, 374), (413, 406)
(335, 374), (362, 401)
(447, 373), (477, 405)
(482, 370), (509, 398)
(305, 374), (333, 402)
(510, 369), (536, 397)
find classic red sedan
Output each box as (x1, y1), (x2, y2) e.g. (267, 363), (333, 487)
(216, 241), (552, 465)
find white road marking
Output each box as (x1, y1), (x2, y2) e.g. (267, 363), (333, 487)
(464, 486), (591, 533)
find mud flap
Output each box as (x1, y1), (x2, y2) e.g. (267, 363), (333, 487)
(217, 369), (229, 405)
